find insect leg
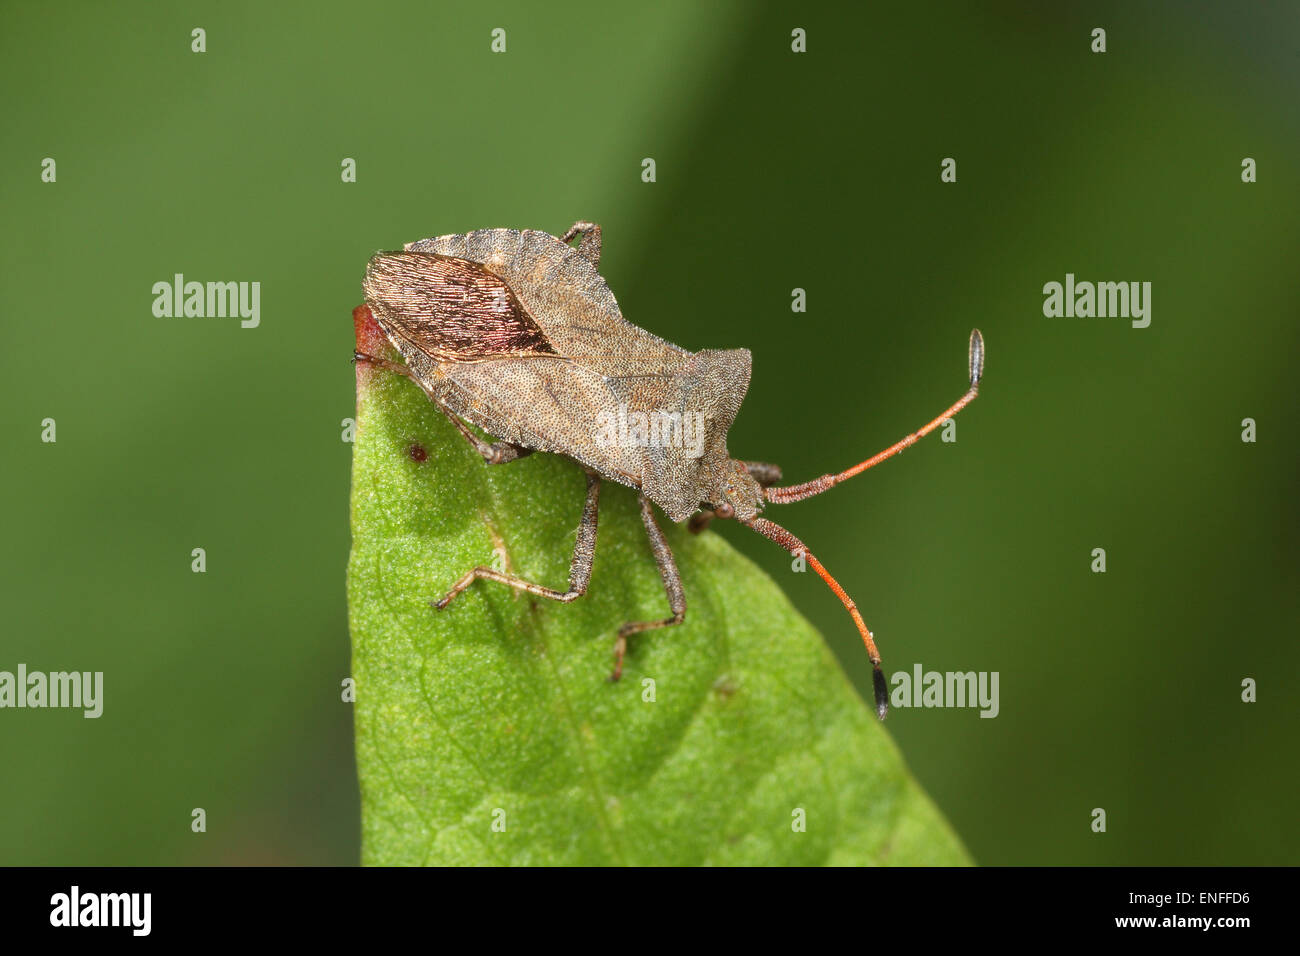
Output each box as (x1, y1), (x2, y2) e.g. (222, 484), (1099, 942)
(611, 496), (686, 681)
(687, 509), (716, 535)
(433, 469), (601, 610)
(355, 350), (532, 464)
(559, 220), (602, 269)
(353, 350), (415, 380)
(435, 406), (534, 465)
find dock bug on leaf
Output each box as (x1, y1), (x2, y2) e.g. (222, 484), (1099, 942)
(355, 222), (983, 719)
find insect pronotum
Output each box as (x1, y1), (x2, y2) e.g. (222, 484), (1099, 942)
(354, 222), (983, 719)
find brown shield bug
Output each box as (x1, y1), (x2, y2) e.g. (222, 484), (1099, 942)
(355, 222), (983, 719)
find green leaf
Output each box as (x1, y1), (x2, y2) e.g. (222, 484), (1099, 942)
(346, 340), (972, 867)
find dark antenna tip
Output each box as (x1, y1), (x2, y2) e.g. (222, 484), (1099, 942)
(968, 329), (985, 386)
(872, 666), (889, 721)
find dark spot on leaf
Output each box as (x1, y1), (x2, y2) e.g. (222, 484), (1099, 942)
(407, 443), (428, 462)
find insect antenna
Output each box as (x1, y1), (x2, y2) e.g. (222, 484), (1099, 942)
(741, 516), (891, 720)
(763, 329), (984, 505)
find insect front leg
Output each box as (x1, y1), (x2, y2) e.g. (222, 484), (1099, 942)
(436, 406), (534, 465)
(612, 496), (686, 681)
(687, 510), (715, 535)
(355, 350), (532, 464)
(559, 220), (602, 269)
(353, 350), (416, 380)
(433, 469), (601, 610)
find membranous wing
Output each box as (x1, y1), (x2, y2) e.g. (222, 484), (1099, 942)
(404, 228), (680, 368)
(363, 251), (556, 359)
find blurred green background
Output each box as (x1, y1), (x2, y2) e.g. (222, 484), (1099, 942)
(2, 0), (1296, 865)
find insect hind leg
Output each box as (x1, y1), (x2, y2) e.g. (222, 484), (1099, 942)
(433, 470), (601, 610)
